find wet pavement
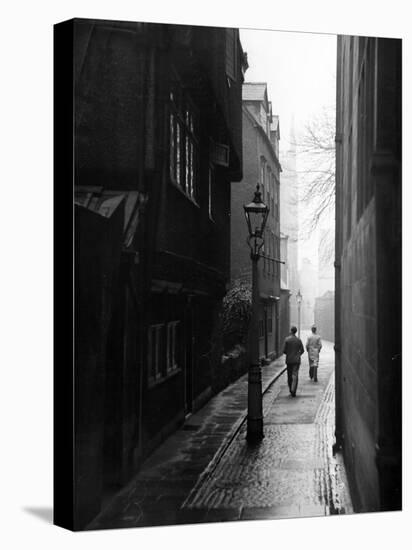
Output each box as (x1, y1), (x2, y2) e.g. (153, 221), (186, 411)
(88, 333), (352, 530)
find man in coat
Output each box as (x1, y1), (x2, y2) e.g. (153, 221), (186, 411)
(306, 325), (322, 382)
(282, 326), (305, 397)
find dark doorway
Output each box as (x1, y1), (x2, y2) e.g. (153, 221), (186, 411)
(184, 298), (194, 416)
(102, 291), (124, 500)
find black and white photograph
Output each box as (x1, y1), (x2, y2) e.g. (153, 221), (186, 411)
(54, 15), (402, 531)
(1, 1), (409, 548)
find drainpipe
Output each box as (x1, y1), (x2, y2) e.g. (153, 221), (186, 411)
(333, 36), (344, 454)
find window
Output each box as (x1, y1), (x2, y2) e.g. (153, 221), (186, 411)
(260, 157), (266, 201)
(148, 320), (181, 385)
(166, 321), (180, 374)
(268, 230), (272, 275)
(210, 139), (230, 167)
(269, 231), (275, 279)
(266, 165), (271, 196)
(148, 324), (163, 383)
(259, 318), (264, 338)
(169, 83), (198, 202)
(267, 305), (273, 334)
(271, 174), (276, 218)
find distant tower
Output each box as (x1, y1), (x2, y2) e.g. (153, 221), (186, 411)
(280, 115), (300, 324)
(298, 257), (317, 328)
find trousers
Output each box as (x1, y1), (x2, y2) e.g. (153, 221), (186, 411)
(287, 363), (300, 395)
(309, 359), (318, 381)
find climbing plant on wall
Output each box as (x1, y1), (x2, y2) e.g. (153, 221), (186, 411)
(220, 282), (252, 352)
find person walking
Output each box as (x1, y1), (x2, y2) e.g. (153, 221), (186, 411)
(282, 326), (304, 397)
(306, 325), (322, 382)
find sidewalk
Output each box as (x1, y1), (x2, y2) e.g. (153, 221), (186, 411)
(88, 337), (352, 530)
(88, 355), (287, 530)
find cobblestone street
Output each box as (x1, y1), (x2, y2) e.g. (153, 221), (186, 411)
(89, 335), (352, 530)
(183, 335), (352, 519)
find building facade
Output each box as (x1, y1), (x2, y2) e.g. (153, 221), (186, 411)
(335, 36), (401, 512)
(231, 83), (283, 360)
(67, 18), (246, 528)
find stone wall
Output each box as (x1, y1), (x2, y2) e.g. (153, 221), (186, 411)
(335, 36), (401, 512)
(314, 292), (334, 343)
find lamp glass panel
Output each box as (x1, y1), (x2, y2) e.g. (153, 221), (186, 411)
(249, 211), (264, 236)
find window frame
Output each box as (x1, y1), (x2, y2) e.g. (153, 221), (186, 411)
(258, 318), (264, 339)
(169, 82), (200, 205)
(267, 305), (273, 334)
(148, 324), (164, 385)
(148, 320), (182, 387)
(260, 157), (266, 202)
(266, 165), (271, 197)
(166, 320), (180, 375)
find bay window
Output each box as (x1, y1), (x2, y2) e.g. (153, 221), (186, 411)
(169, 84), (199, 202)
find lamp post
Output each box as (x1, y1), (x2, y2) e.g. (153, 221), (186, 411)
(244, 184), (269, 443)
(296, 289), (302, 337)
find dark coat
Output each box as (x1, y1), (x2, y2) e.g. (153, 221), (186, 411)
(283, 334), (305, 365)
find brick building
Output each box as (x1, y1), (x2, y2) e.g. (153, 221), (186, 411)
(231, 83), (284, 360)
(56, 18), (246, 529)
(335, 36), (401, 512)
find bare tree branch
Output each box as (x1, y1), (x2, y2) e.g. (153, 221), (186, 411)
(287, 106), (336, 263)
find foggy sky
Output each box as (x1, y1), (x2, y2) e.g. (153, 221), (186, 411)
(240, 28), (336, 150)
(239, 28), (336, 285)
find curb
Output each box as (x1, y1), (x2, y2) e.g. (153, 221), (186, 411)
(181, 361), (287, 509)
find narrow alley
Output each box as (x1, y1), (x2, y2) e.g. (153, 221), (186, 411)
(55, 19), (402, 532)
(89, 335), (352, 529)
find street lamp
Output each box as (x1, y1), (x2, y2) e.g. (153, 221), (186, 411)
(244, 184), (269, 443)
(296, 289), (302, 337)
